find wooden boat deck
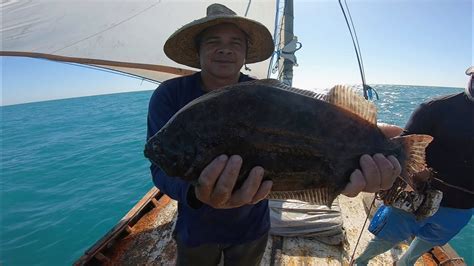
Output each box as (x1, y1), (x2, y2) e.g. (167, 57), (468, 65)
(75, 187), (466, 266)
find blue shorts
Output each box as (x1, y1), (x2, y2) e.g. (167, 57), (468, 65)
(368, 205), (472, 245)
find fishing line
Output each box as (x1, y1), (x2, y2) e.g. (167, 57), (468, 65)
(349, 196), (376, 265)
(343, 0), (366, 85)
(338, 0), (379, 100)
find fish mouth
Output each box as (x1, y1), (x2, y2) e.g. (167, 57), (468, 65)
(144, 141), (167, 166)
(144, 143), (157, 165)
(144, 140), (184, 177)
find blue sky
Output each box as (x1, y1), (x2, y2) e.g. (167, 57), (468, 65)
(291, 0), (472, 90)
(1, 57), (158, 106)
(2, 0), (472, 106)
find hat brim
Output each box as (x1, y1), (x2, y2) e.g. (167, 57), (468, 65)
(164, 15), (274, 69)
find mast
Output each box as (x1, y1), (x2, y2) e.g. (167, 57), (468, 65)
(281, 0), (294, 86)
(279, 0), (298, 86)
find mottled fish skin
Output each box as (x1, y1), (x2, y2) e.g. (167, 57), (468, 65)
(145, 79), (430, 206)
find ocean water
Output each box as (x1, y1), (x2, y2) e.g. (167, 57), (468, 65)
(1, 85), (472, 265)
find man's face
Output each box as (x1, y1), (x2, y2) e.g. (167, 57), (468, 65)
(198, 23), (247, 80)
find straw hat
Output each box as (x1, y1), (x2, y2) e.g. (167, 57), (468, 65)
(164, 3), (274, 69)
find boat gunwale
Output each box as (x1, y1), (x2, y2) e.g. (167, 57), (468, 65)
(74, 187), (165, 265)
(74, 187), (467, 266)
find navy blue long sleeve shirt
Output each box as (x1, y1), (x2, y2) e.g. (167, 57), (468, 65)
(147, 72), (270, 247)
(402, 92), (474, 209)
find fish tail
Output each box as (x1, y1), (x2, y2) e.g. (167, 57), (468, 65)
(392, 134), (433, 180)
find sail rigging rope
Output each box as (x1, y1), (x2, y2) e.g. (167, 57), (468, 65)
(58, 60), (161, 85)
(269, 0), (380, 99)
(338, 0), (379, 100)
(244, 0), (252, 16)
(267, 0), (286, 79)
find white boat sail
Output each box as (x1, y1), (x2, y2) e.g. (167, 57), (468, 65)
(1, 0), (466, 265)
(1, 0), (276, 81)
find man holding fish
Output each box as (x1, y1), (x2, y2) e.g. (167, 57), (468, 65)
(146, 3), (402, 265)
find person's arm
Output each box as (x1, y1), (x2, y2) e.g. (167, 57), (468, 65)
(378, 122), (404, 138)
(147, 83), (192, 203)
(341, 123), (403, 197)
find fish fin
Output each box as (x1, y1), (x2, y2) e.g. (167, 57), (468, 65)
(326, 85), (377, 124)
(392, 134), (434, 184)
(246, 79), (327, 100)
(268, 188), (336, 207)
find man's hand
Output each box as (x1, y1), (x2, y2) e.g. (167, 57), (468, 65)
(193, 154), (273, 209)
(342, 154), (401, 197)
(342, 124), (403, 197)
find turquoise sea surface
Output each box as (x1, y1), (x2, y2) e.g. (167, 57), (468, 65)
(1, 85), (472, 265)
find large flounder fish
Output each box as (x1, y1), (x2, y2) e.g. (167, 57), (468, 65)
(145, 79), (432, 206)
